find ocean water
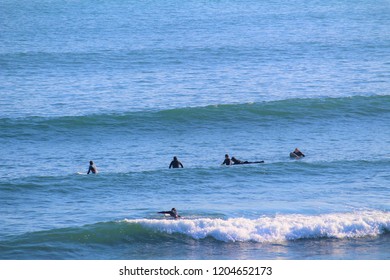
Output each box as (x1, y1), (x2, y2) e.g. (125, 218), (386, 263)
(1, 0), (390, 260)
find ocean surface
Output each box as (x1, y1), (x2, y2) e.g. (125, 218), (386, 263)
(1, 0), (390, 260)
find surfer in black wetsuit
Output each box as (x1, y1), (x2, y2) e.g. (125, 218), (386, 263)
(221, 154), (233, 165)
(87, 161), (98, 174)
(290, 148), (305, 159)
(169, 156), (184, 168)
(231, 157), (247, 164)
(158, 208), (180, 218)
(231, 157), (265, 164)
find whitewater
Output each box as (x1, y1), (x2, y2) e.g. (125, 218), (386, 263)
(127, 211), (390, 242)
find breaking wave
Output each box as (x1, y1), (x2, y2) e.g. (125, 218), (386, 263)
(126, 210), (390, 243)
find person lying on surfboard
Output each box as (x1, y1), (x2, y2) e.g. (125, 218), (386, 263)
(290, 148), (305, 159)
(231, 157), (264, 164)
(158, 208), (181, 218)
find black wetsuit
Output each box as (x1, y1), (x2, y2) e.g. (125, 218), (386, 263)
(158, 209), (180, 218)
(291, 151), (305, 158)
(222, 158), (233, 165)
(232, 158), (264, 164)
(169, 160), (183, 168)
(232, 158), (245, 164)
(295, 151), (305, 157)
(87, 164), (97, 174)
(290, 151), (305, 159)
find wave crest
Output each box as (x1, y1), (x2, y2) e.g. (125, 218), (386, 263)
(125, 211), (390, 243)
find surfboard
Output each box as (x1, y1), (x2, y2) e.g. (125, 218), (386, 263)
(233, 161), (264, 165)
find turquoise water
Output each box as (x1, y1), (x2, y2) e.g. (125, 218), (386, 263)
(1, 0), (390, 259)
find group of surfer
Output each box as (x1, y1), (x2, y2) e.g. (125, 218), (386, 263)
(160, 148), (305, 219)
(87, 148), (305, 219)
(87, 148), (305, 173)
(168, 154), (266, 169)
(168, 148), (305, 169)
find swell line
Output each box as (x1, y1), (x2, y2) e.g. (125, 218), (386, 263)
(1, 95), (389, 133)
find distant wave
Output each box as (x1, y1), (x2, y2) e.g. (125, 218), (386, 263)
(1, 95), (389, 135)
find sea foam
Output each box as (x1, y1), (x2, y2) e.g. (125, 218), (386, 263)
(124, 211), (390, 243)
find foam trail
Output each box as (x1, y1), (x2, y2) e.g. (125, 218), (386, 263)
(124, 211), (390, 243)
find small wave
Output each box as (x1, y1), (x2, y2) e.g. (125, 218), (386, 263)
(1, 95), (388, 134)
(125, 210), (390, 243)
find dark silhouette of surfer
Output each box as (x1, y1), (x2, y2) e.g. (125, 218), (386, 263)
(221, 154), (233, 165)
(169, 156), (184, 168)
(158, 208), (180, 218)
(231, 157), (264, 164)
(87, 161), (98, 174)
(290, 148), (305, 159)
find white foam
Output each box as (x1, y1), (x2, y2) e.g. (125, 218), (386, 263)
(124, 210), (390, 242)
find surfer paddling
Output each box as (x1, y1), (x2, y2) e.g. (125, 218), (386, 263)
(158, 208), (181, 219)
(290, 148), (305, 159)
(231, 157), (264, 165)
(223, 154), (264, 165)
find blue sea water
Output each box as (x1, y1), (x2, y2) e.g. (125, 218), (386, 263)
(0, 0), (390, 260)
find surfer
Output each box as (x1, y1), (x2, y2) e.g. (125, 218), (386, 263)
(231, 157), (264, 164)
(158, 208), (180, 218)
(290, 148), (305, 159)
(169, 156), (184, 168)
(87, 160), (98, 174)
(221, 154), (233, 165)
